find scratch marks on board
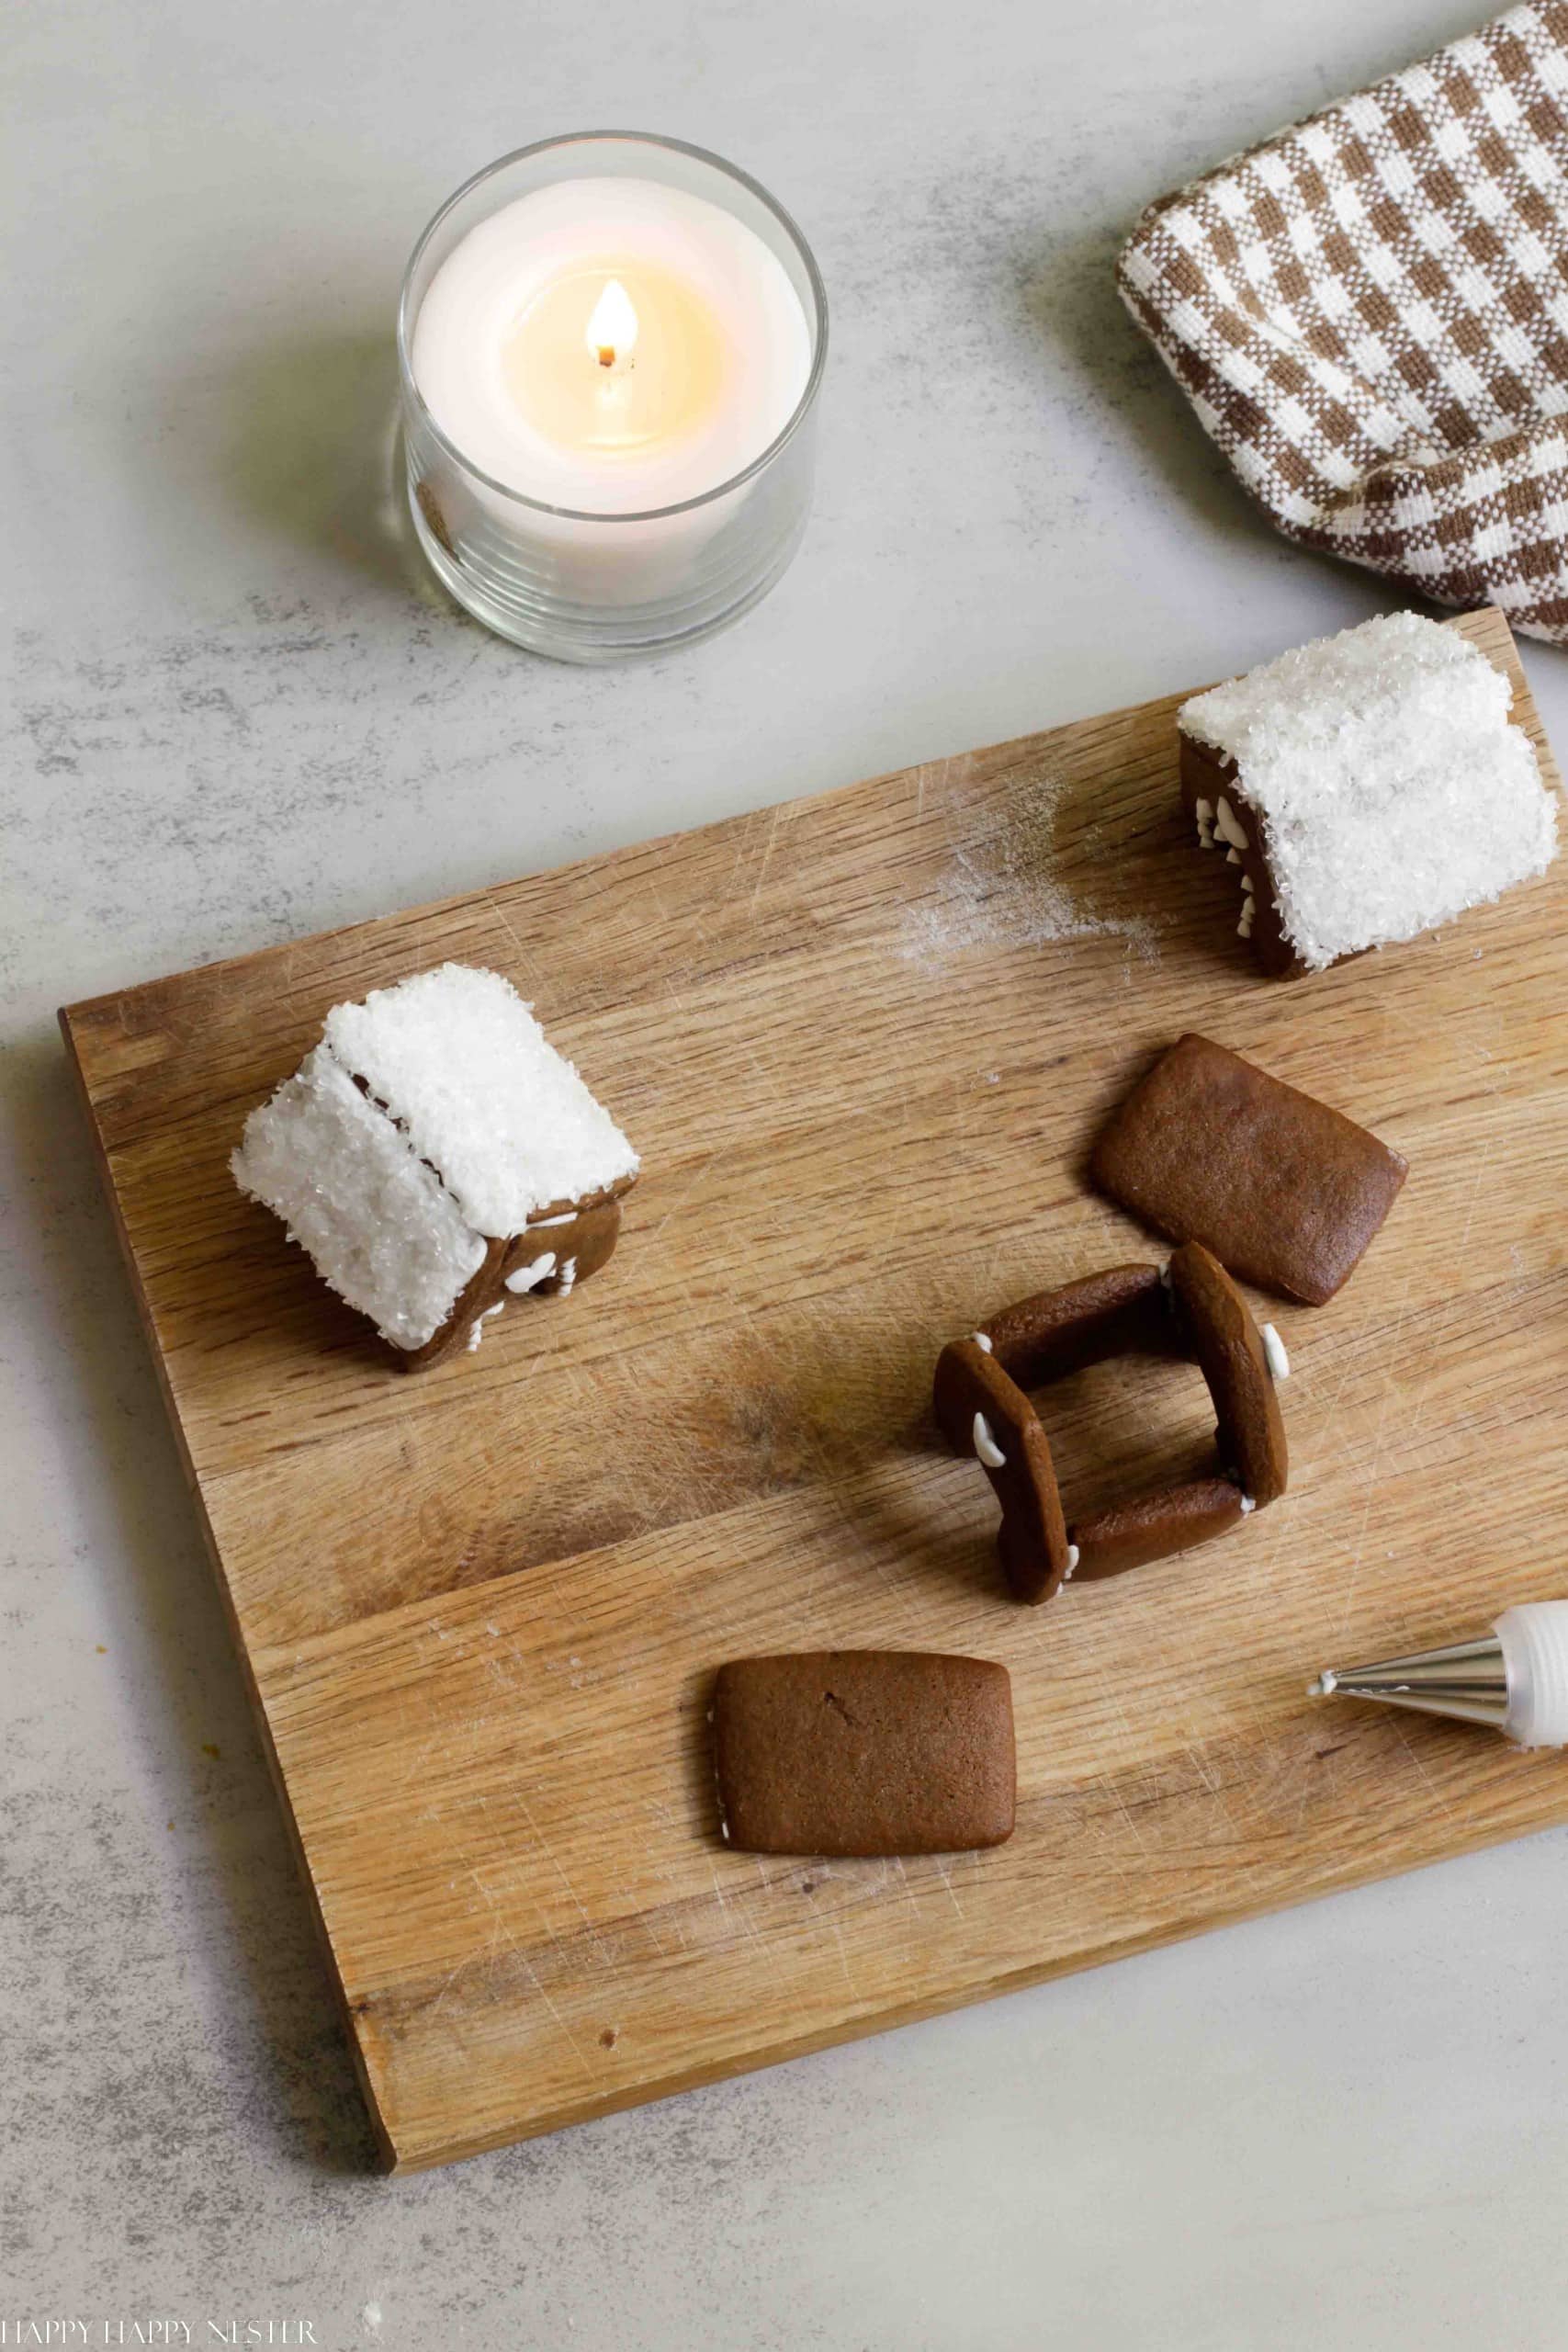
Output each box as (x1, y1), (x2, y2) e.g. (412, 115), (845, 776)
(747, 802), (784, 918)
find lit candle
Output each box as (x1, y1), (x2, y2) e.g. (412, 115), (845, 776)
(399, 137), (828, 662)
(412, 176), (811, 514)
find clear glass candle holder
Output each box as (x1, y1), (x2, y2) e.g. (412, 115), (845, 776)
(398, 132), (829, 663)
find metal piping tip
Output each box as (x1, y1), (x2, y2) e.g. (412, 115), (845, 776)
(1307, 1632), (1509, 1730)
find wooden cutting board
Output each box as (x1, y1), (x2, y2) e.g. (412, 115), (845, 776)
(62, 605), (1568, 2172)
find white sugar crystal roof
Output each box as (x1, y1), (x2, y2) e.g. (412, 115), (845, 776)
(231, 1047), (486, 1350)
(322, 963), (639, 1235)
(1179, 612), (1558, 971)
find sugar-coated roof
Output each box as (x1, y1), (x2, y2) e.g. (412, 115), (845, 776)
(231, 1046), (485, 1350)
(322, 963), (639, 1236)
(1179, 612), (1558, 970)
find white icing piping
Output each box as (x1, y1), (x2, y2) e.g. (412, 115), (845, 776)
(505, 1252), (558, 1293)
(973, 1411), (1006, 1469)
(466, 1300), (506, 1351)
(1194, 797), (1216, 849)
(555, 1257), (579, 1296)
(1214, 795), (1248, 851)
(1239, 1495), (1256, 1516)
(972, 1331), (994, 1353)
(1261, 1322), (1291, 1381)
(708, 1704), (732, 1844)
(1062, 1544), (1080, 1583)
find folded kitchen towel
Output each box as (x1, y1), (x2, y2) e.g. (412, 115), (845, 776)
(1118, 3), (1568, 642)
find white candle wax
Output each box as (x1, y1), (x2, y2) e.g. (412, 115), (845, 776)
(412, 177), (811, 514)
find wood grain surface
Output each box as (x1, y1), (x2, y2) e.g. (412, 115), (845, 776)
(62, 605), (1568, 2171)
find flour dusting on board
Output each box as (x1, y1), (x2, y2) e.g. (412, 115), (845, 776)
(902, 763), (1163, 967)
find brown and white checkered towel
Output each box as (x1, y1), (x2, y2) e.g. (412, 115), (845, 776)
(1118, 2), (1568, 642)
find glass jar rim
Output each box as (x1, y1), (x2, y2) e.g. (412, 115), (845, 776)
(397, 130), (829, 526)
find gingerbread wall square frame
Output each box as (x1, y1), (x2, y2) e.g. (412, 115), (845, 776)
(932, 1245), (1289, 1603)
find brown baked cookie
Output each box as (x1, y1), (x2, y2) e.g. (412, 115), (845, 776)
(395, 1187), (629, 1371)
(1179, 738), (1302, 977)
(1069, 1476), (1247, 1579)
(981, 1262), (1178, 1390)
(712, 1651), (1016, 1856)
(937, 1247), (1292, 1601)
(940, 1336), (1072, 1609)
(1167, 1240), (1288, 1505)
(932, 1338), (1071, 1603)
(500, 1190), (625, 1299)
(1090, 1033), (1408, 1305)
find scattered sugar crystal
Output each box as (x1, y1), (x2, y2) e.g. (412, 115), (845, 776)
(231, 1046), (485, 1349)
(1179, 612), (1557, 970)
(325, 964), (638, 1232)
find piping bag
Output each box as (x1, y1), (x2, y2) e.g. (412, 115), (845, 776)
(1309, 1601), (1568, 1747)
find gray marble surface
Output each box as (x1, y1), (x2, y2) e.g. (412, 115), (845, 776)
(6, 0), (1567, 2342)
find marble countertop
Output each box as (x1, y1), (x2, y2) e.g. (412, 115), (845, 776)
(6, 0), (1567, 2342)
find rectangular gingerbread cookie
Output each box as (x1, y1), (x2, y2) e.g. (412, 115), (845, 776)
(712, 1651), (1015, 1857)
(1090, 1034), (1407, 1306)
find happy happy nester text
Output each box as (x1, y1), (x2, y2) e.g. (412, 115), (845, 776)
(0, 2327), (316, 2346)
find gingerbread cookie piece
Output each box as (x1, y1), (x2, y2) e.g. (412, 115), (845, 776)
(1090, 1033), (1406, 1305)
(981, 1262), (1179, 1388)
(935, 1249), (1290, 1600)
(1166, 1240), (1288, 1505)
(712, 1651), (1016, 1857)
(932, 1338), (1071, 1603)
(1068, 1478), (1246, 1580)
(395, 1188), (629, 1371)
(231, 963), (638, 1369)
(1178, 610), (1555, 978)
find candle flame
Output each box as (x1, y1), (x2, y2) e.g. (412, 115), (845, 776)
(586, 277), (638, 368)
